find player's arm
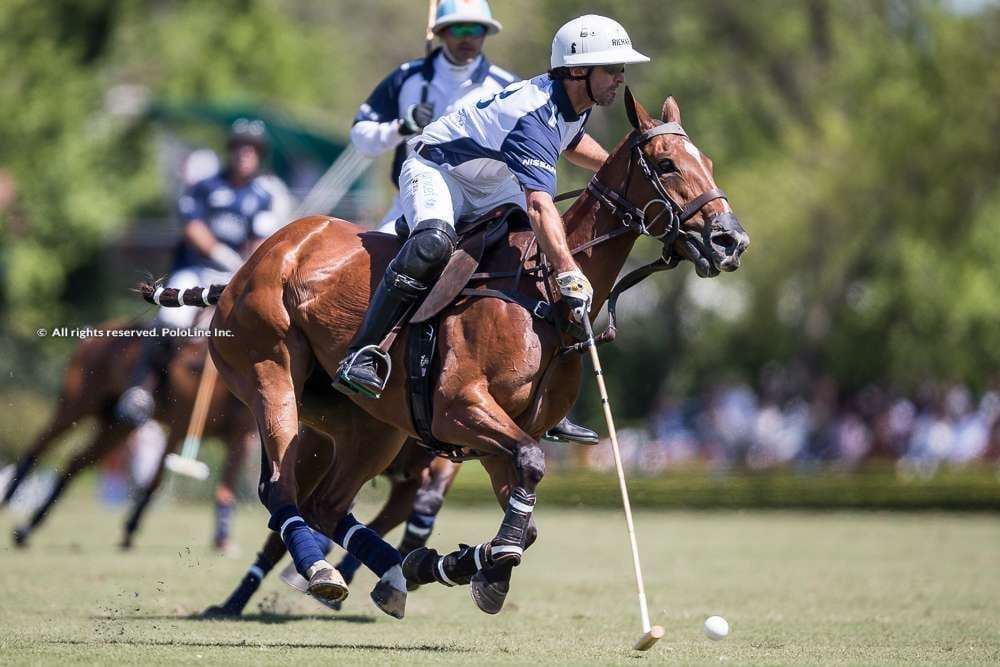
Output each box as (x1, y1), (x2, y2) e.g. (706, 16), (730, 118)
(350, 118), (409, 158)
(525, 189), (593, 322)
(564, 133), (608, 172)
(177, 185), (243, 272)
(183, 220), (242, 272)
(524, 188), (575, 275)
(350, 68), (431, 158)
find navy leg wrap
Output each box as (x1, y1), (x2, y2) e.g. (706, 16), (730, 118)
(268, 504), (324, 577)
(214, 501), (235, 545)
(221, 551), (277, 614)
(491, 487), (536, 565)
(335, 553), (363, 585)
(331, 513), (401, 578)
(405, 542), (490, 587)
(311, 529), (334, 556)
(398, 510), (436, 555)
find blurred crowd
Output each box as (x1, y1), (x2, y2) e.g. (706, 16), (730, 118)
(577, 366), (1000, 476)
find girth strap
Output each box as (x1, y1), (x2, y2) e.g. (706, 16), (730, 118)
(459, 287), (588, 342)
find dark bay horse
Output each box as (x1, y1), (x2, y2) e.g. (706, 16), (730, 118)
(2, 320), (256, 551)
(143, 92), (749, 618)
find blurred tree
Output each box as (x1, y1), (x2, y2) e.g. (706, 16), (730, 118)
(0, 0), (998, 426)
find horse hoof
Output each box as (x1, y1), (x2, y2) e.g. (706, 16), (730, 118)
(407, 580), (422, 592)
(370, 579), (406, 619)
(12, 527), (28, 548)
(306, 562), (349, 604)
(201, 604), (240, 619)
(119, 536), (133, 551)
(469, 569), (509, 615)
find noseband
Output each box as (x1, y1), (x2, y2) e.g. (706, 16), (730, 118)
(586, 122), (729, 264)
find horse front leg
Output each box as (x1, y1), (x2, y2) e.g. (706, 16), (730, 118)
(402, 387), (544, 614)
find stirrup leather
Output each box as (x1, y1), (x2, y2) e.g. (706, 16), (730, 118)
(336, 344), (393, 399)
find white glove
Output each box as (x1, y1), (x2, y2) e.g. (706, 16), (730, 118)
(556, 270), (593, 323)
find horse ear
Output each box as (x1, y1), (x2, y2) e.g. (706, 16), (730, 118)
(661, 96), (682, 124)
(624, 87), (650, 130)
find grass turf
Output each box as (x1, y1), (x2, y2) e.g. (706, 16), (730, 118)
(0, 486), (998, 665)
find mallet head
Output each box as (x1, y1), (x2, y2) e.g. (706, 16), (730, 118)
(633, 625), (665, 651)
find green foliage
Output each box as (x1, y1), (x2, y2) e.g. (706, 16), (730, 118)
(1, 0), (999, 412)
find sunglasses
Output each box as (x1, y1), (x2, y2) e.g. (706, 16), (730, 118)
(599, 64), (626, 75)
(447, 23), (487, 38)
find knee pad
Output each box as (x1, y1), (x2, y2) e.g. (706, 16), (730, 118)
(393, 219), (458, 283)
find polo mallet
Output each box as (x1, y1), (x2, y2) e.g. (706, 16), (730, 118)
(425, 0), (437, 57)
(582, 316), (665, 651)
(164, 352), (215, 481)
(419, 0), (438, 106)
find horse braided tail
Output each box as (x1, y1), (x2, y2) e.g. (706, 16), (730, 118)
(139, 282), (227, 308)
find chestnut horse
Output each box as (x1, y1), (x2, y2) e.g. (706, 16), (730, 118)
(2, 320), (256, 551)
(143, 92), (749, 618)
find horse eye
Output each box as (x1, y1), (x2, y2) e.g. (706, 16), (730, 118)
(658, 159), (677, 173)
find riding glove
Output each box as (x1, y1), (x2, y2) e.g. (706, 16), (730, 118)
(556, 270), (593, 323)
(400, 103), (435, 135)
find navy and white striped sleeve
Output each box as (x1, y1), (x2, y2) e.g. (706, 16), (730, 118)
(500, 111), (561, 195)
(487, 64), (518, 88)
(353, 68), (405, 125)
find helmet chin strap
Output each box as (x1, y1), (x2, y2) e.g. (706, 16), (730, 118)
(565, 66), (598, 104)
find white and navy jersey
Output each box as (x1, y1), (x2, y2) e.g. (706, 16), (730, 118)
(351, 47), (517, 186)
(173, 173), (274, 271)
(415, 74), (590, 197)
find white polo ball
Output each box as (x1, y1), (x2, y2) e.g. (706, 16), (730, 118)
(704, 615), (729, 640)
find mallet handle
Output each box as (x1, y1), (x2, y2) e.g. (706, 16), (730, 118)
(582, 318), (654, 636)
(181, 351), (218, 460)
(425, 0), (437, 55)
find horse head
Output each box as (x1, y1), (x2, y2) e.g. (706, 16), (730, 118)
(612, 88), (749, 277)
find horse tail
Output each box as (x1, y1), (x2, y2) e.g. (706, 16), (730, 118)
(139, 282), (227, 308)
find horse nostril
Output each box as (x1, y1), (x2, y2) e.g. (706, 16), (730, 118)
(711, 232), (737, 252)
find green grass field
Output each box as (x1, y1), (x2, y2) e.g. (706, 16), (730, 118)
(1, 485), (998, 665)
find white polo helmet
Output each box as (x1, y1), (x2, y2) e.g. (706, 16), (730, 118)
(550, 15), (649, 68)
(433, 0), (503, 36)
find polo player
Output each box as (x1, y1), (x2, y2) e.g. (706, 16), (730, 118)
(350, 1), (598, 444)
(336, 15), (650, 406)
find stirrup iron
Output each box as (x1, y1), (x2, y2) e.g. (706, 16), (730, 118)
(336, 345), (392, 399)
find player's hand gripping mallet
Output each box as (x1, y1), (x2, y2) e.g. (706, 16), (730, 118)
(582, 315), (665, 650)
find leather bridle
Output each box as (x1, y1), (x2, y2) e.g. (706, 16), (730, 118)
(581, 121), (728, 266)
(557, 121), (732, 352)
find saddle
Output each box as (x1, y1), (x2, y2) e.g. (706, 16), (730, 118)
(393, 205), (523, 323)
(380, 205), (574, 460)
